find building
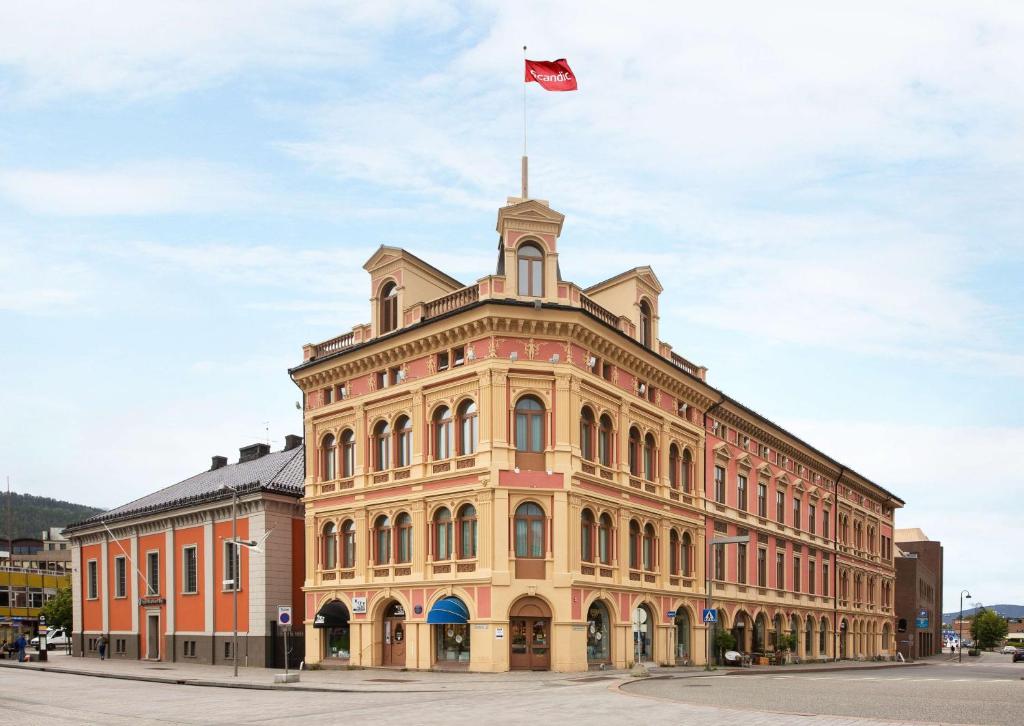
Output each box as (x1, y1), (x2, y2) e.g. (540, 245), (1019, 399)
(290, 191), (904, 672)
(894, 528), (943, 658)
(65, 439), (306, 665)
(1, 565), (70, 643)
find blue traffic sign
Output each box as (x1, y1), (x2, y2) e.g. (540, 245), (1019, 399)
(702, 608), (718, 624)
(667, 610), (676, 619)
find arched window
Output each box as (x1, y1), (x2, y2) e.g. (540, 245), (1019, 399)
(681, 532), (693, 576)
(639, 299), (653, 348)
(433, 406), (453, 460)
(373, 515), (391, 565)
(373, 421), (391, 472)
(580, 407), (596, 462)
(819, 616), (829, 654)
(517, 242), (544, 296)
(380, 281), (398, 334)
(321, 434), (336, 481)
(681, 449), (692, 492)
(322, 522), (337, 569)
(514, 396), (546, 469)
(668, 444), (680, 488)
(457, 400), (478, 456)
(395, 513), (413, 564)
(643, 523), (656, 571)
(598, 415), (613, 467)
(395, 415), (412, 468)
(669, 530), (679, 574)
(629, 520), (641, 569)
(341, 429), (355, 478)
(598, 513), (613, 565)
(628, 427), (642, 476)
(514, 502), (545, 559)
(341, 520), (356, 568)
(581, 509), (595, 563)
(457, 504), (477, 559)
(643, 433), (656, 481)
(433, 508), (452, 561)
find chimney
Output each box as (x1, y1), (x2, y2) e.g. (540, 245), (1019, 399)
(284, 434), (303, 451)
(239, 443), (271, 463)
(210, 455), (228, 471)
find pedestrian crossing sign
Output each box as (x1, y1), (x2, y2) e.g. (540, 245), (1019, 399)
(702, 608), (718, 624)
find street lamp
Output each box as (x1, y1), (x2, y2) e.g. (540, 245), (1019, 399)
(705, 534), (750, 671)
(959, 590), (971, 663)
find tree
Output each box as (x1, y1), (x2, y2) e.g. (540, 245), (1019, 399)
(41, 586), (72, 632)
(970, 610), (1008, 649)
(715, 629), (736, 659)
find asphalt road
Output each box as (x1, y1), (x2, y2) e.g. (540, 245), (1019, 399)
(0, 666), (967, 726)
(625, 653), (1024, 726)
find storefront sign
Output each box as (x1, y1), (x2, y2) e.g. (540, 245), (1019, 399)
(473, 623), (488, 630)
(495, 627), (505, 639)
(140, 597), (166, 607)
(352, 597), (367, 614)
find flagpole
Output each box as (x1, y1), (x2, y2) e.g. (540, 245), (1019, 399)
(521, 44), (528, 200)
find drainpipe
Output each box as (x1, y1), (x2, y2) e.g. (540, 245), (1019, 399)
(832, 466), (845, 662)
(702, 395), (727, 670)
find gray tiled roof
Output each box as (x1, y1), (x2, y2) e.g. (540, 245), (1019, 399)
(66, 446), (304, 531)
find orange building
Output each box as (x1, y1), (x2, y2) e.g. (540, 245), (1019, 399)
(66, 439), (306, 665)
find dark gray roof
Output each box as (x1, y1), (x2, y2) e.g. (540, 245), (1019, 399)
(66, 446), (304, 532)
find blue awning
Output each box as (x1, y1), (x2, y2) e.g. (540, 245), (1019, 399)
(426, 596), (470, 625)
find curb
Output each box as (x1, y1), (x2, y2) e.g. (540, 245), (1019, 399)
(724, 661), (930, 676)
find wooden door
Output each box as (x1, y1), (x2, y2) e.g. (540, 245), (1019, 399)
(509, 618), (550, 670)
(382, 617), (406, 666)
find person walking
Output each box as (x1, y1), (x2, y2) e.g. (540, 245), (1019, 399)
(98, 634), (107, 661)
(15, 633), (27, 663)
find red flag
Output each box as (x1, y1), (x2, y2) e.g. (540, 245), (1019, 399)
(524, 59), (577, 92)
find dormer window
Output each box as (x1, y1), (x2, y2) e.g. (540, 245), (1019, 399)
(517, 243), (544, 297)
(380, 281), (398, 334)
(639, 299), (652, 348)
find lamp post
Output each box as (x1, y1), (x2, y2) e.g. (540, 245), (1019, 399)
(959, 590), (971, 663)
(704, 534), (750, 671)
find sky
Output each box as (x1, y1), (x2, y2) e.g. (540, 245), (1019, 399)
(1, 1), (1021, 612)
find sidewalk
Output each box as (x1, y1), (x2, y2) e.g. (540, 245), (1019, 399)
(0, 651), (928, 693)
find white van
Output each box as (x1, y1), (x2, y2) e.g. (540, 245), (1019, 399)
(30, 628), (70, 650)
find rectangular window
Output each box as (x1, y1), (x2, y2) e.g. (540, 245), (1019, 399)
(116, 638), (126, 654)
(452, 346), (465, 366)
(737, 543), (747, 584)
(824, 510), (831, 539)
(224, 641), (234, 660)
(714, 466), (726, 504)
(793, 497), (801, 529)
(776, 551), (785, 590)
(757, 548), (767, 587)
(375, 370), (387, 389)
(323, 386), (333, 404)
(388, 366), (401, 386)
(87, 560), (98, 599)
(713, 544), (725, 580)
(114, 556), (127, 598)
(757, 483), (767, 518)
(823, 563), (830, 596)
(737, 475), (748, 512)
(793, 556), (802, 592)
(776, 491), (785, 523)
(808, 504), (816, 534)
(809, 559), (816, 594)
(184, 641), (196, 658)
(437, 351), (450, 371)
(224, 541), (241, 591)
(146, 551), (160, 596)
(183, 546), (198, 594)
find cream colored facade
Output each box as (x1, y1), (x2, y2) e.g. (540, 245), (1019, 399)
(290, 194), (903, 672)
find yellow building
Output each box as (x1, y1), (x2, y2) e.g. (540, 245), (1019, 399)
(1, 566), (70, 642)
(289, 193), (902, 672)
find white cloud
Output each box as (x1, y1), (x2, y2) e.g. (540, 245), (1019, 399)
(0, 162), (264, 216)
(0, 235), (97, 313)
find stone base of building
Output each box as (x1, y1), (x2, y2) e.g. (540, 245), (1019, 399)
(73, 631), (303, 669)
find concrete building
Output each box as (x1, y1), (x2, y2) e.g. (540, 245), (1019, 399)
(290, 191), (904, 672)
(65, 439), (306, 666)
(1, 565), (70, 643)
(894, 528), (943, 658)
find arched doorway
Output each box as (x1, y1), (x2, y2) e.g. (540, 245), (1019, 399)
(314, 599), (350, 661)
(839, 619), (848, 659)
(509, 596), (551, 670)
(427, 596), (471, 667)
(731, 610), (750, 652)
(586, 600), (612, 667)
(771, 613), (784, 650)
(674, 609), (691, 664)
(633, 603), (654, 663)
(752, 613), (768, 654)
(381, 600), (407, 666)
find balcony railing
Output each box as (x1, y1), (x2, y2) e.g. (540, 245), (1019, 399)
(423, 284), (480, 319)
(580, 293), (618, 328)
(314, 331), (355, 358)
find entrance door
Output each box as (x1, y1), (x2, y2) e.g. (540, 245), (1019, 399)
(147, 614), (160, 660)
(509, 618), (550, 670)
(381, 602), (406, 666)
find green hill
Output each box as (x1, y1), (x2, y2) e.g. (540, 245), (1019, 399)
(2, 492), (104, 540)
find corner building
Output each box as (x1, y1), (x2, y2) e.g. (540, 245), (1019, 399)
(292, 194), (903, 672)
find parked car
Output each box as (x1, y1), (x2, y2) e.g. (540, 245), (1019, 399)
(1001, 644), (1019, 654)
(29, 628), (70, 650)
(1013, 648), (1024, 663)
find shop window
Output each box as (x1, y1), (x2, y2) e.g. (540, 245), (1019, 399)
(514, 396), (546, 470)
(434, 508), (452, 561)
(380, 281), (398, 334)
(587, 601), (611, 663)
(517, 243), (544, 296)
(321, 434), (336, 481)
(457, 504), (477, 559)
(457, 400), (478, 455)
(395, 513), (413, 564)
